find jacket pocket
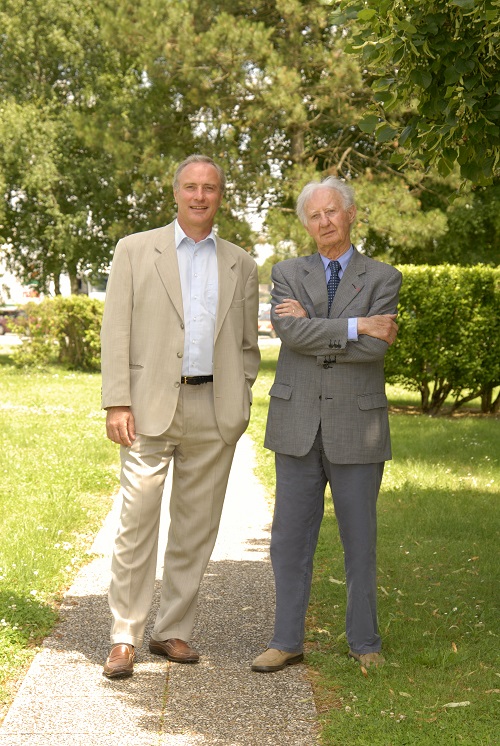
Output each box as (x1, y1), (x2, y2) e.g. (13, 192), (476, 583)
(269, 382), (292, 400)
(357, 393), (387, 410)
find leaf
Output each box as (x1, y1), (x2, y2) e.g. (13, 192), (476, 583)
(358, 114), (379, 133)
(329, 576), (345, 585)
(361, 665), (368, 677)
(357, 8), (378, 21)
(442, 701), (471, 708)
(445, 67), (462, 86)
(409, 69), (432, 89)
(452, 642), (458, 653)
(450, 0), (475, 8)
(399, 692), (412, 698)
(375, 123), (398, 143)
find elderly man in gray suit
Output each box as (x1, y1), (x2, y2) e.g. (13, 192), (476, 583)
(252, 176), (402, 673)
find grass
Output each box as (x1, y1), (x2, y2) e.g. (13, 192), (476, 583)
(249, 343), (499, 746)
(0, 340), (498, 743)
(0, 353), (118, 715)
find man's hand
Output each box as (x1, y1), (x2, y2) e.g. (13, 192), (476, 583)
(275, 298), (307, 318)
(106, 406), (136, 447)
(357, 314), (399, 345)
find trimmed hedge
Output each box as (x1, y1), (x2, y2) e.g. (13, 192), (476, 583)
(13, 295), (103, 372)
(10, 267), (500, 415)
(386, 265), (500, 414)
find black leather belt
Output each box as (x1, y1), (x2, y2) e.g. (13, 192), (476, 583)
(181, 375), (214, 385)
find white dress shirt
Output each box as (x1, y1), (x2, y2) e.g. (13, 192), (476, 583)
(175, 220), (218, 375)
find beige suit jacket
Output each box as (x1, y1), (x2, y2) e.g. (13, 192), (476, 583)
(101, 222), (260, 444)
(264, 249), (402, 463)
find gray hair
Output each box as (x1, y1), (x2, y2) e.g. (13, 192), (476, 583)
(173, 154), (226, 194)
(296, 176), (356, 226)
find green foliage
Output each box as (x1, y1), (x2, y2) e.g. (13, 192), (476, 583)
(386, 265), (500, 413)
(351, 174), (500, 266)
(337, 0), (500, 183)
(13, 296), (103, 371)
(0, 0), (136, 291)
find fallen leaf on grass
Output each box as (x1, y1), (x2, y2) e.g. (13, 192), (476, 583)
(485, 689), (500, 694)
(452, 642), (458, 653)
(329, 576), (345, 585)
(442, 701), (470, 708)
(399, 692), (412, 698)
(361, 665), (368, 678)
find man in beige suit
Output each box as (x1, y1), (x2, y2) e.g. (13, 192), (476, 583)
(101, 155), (260, 678)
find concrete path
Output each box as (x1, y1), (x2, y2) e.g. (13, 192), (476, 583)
(0, 435), (318, 745)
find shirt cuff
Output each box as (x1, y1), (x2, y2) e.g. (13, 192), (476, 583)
(347, 318), (358, 341)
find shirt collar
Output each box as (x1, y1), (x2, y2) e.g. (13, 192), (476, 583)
(174, 219), (216, 249)
(319, 244), (354, 273)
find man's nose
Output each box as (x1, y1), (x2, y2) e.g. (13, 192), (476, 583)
(319, 212), (330, 226)
(193, 187), (205, 200)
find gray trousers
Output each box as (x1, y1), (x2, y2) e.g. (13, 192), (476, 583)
(269, 430), (384, 655)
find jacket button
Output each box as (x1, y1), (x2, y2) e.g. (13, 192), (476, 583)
(180, 323), (185, 329)
(177, 352), (183, 358)
(319, 395), (322, 400)
(174, 381), (180, 388)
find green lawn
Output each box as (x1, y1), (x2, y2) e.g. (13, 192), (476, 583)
(249, 344), (499, 746)
(0, 354), (118, 713)
(1, 343), (498, 744)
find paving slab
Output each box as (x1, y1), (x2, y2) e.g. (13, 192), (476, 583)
(0, 435), (319, 745)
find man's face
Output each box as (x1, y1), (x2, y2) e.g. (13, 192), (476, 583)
(174, 162), (223, 238)
(304, 187), (356, 257)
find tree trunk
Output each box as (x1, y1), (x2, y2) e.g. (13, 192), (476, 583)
(69, 271), (80, 295)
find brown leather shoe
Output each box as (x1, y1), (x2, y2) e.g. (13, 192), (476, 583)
(149, 638), (199, 663)
(103, 643), (135, 678)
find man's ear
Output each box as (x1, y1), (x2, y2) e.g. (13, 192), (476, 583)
(348, 205), (357, 224)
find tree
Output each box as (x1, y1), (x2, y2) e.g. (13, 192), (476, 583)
(0, 0), (134, 291)
(333, 0), (500, 184)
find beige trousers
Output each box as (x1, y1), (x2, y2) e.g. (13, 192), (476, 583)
(108, 383), (236, 647)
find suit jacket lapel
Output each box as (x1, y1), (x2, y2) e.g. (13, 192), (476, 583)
(154, 223), (184, 320)
(214, 238), (237, 341)
(303, 253), (329, 318)
(330, 249), (365, 316)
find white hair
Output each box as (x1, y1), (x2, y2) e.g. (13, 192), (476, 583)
(296, 176), (355, 226)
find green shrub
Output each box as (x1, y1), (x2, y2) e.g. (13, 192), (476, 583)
(386, 265), (500, 414)
(13, 295), (104, 371)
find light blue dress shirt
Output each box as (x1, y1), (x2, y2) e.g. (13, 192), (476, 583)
(175, 220), (218, 376)
(319, 245), (358, 341)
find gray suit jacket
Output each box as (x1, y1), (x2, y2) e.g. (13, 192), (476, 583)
(101, 222), (260, 444)
(264, 249), (402, 463)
